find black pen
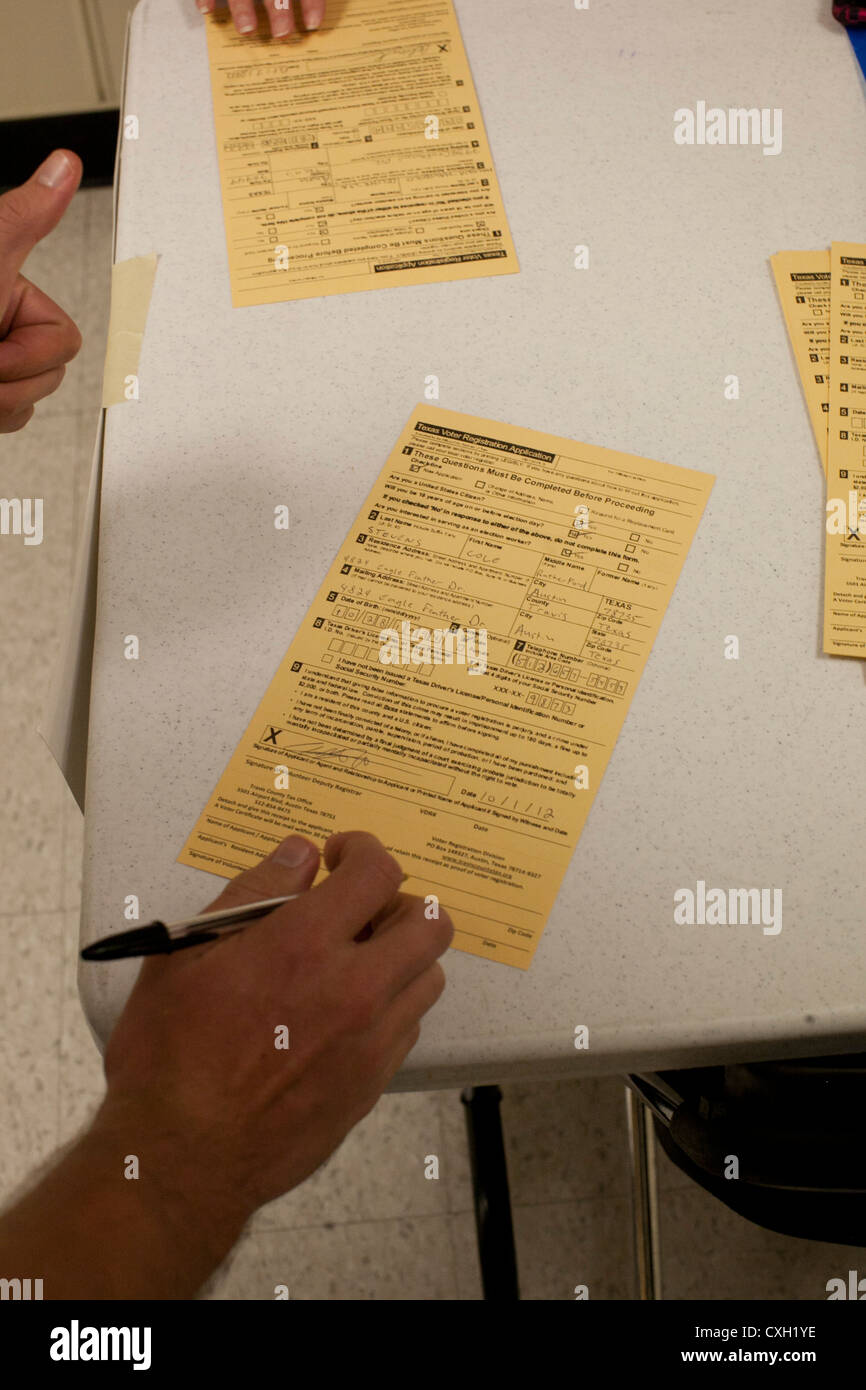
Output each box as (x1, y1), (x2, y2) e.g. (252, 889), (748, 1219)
(80, 895), (300, 961)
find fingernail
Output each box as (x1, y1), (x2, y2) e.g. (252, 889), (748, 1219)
(305, 4), (323, 28)
(273, 18), (293, 36)
(273, 835), (314, 867)
(238, 13), (258, 32)
(36, 150), (72, 189)
(196, 2), (210, 13)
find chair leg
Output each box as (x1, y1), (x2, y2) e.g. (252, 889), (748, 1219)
(625, 1084), (663, 1300)
(460, 1085), (519, 1300)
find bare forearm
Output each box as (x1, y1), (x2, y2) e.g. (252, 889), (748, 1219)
(0, 1106), (249, 1299)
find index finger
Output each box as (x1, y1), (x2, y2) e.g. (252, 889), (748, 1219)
(0, 277), (82, 381)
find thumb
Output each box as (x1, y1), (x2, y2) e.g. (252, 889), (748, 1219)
(0, 149), (83, 317)
(203, 836), (321, 915)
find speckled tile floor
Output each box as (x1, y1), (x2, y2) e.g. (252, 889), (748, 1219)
(1, 187), (863, 1300)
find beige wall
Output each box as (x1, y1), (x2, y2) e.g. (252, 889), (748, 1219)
(0, 0), (136, 120)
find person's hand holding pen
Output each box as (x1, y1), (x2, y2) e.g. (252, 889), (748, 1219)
(0, 831), (452, 1298)
(196, 0), (326, 39)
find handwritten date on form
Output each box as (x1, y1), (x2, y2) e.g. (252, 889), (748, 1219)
(180, 407), (714, 968)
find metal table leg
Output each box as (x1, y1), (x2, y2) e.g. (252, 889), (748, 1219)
(460, 1085), (520, 1300)
(625, 1083), (663, 1300)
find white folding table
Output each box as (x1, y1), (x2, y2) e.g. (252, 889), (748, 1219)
(70, 0), (866, 1088)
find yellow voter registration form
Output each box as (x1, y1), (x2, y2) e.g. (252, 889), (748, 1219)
(771, 251), (831, 474)
(180, 407), (714, 968)
(204, 0), (518, 307)
(825, 243), (866, 658)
